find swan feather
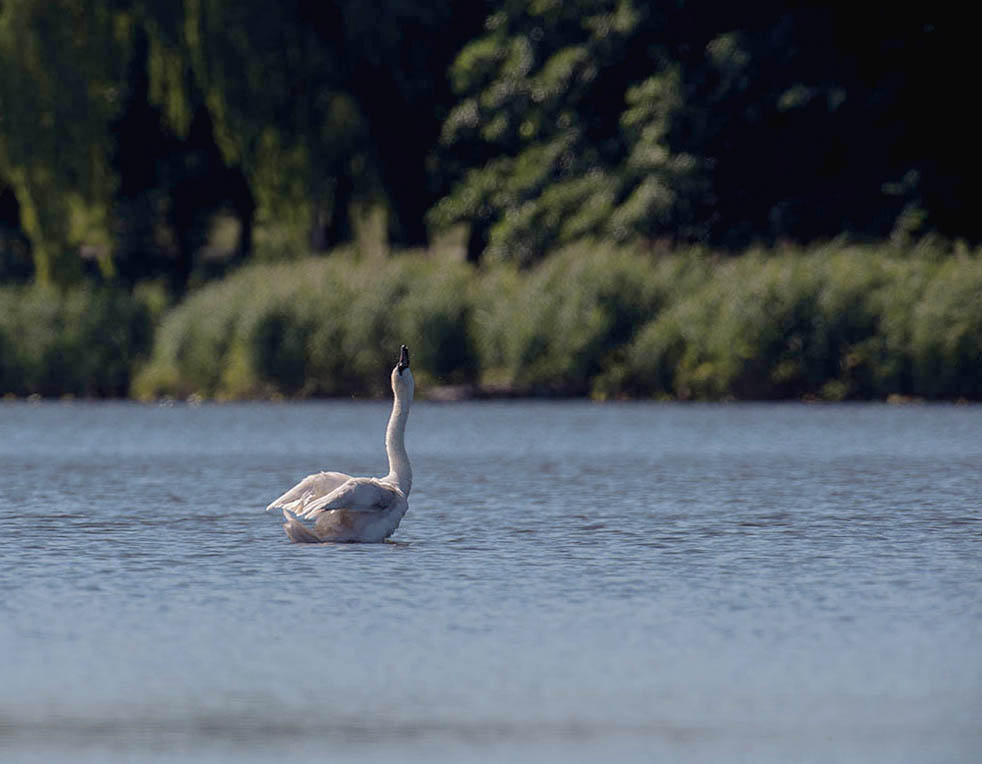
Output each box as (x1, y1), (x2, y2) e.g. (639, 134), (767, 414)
(297, 477), (399, 519)
(265, 471), (351, 514)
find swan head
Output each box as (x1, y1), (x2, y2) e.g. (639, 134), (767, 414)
(391, 344), (414, 400)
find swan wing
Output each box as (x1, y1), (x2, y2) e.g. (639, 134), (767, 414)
(265, 471), (353, 514)
(281, 509), (322, 543)
(298, 477), (397, 519)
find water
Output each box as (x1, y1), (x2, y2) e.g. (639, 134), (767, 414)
(1, 401), (979, 763)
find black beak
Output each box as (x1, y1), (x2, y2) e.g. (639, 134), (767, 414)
(397, 344), (410, 375)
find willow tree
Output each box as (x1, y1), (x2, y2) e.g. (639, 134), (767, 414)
(0, 0), (125, 284)
(107, 1), (257, 295)
(1, 0), (259, 293)
(0, 179), (31, 282)
(179, 1), (355, 254)
(183, 0), (486, 254)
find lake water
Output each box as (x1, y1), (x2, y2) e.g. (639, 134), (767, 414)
(0, 401), (979, 763)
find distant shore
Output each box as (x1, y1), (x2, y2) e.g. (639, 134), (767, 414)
(2, 241), (980, 403)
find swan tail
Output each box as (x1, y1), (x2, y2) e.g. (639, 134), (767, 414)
(282, 509), (322, 544)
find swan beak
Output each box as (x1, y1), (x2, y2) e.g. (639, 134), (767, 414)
(397, 344), (410, 375)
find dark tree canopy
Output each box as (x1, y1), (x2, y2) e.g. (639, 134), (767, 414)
(431, 1), (978, 263)
(0, 0), (976, 287)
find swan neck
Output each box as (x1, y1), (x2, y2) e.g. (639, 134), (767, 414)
(384, 393), (412, 495)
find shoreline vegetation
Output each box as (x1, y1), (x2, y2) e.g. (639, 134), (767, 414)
(3, 6), (978, 406)
(1, 241), (980, 403)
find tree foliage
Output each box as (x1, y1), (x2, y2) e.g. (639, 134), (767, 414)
(0, 1), (977, 286)
(431, 1), (978, 263)
(0, 0), (484, 290)
(0, 0), (124, 283)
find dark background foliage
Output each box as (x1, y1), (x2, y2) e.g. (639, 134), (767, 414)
(0, 2), (978, 400)
(1, 1), (976, 287)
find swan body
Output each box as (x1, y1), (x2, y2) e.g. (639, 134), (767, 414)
(266, 345), (414, 543)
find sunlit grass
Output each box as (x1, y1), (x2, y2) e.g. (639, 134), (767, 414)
(3, 241), (980, 401)
(131, 255), (479, 400)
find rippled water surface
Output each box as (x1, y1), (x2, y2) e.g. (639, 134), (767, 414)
(1, 401), (980, 763)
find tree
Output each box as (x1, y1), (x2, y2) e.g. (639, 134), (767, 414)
(0, 179), (32, 282)
(429, 0), (653, 264)
(429, 1), (980, 263)
(185, 0), (486, 253)
(0, 0), (258, 294)
(0, 0), (124, 284)
(110, 20), (255, 294)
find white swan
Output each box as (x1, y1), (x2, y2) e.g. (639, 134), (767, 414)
(266, 345), (414, 543)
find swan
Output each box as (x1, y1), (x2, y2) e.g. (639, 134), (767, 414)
(266, 344), (414, 543)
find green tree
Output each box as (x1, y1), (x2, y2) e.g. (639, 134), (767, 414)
(1, 0), (258, 294)
(430, 0), (656, 264)
(185, 0), (486, 254)
(430, 1), (978, 263)
(110, 18), (255, 295)
(0, 179), (32, 282)
(0, 0), (125, 284)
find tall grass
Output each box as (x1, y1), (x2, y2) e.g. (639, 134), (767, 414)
(0, 286), (151, 397)
(471, 244), (709, 393)
(613, 246), (982, 400)
(4, 241), (980, 400)
(131, 256), (479, 399)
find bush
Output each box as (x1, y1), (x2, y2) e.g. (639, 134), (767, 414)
(612, 244), (982, 400)
(909, 256), (982, 399)
(133, 256), (479, 399)
(0, 286), (152, 397)
(12, 241), (976, 401)
(471, 242), (687, 393)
